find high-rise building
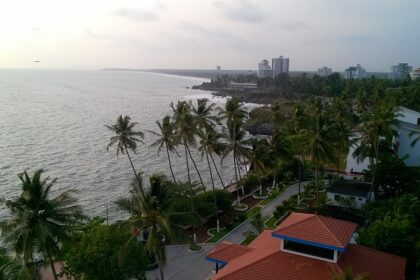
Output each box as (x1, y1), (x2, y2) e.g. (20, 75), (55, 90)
(389, 63), (412, 80)
(344, 64), (366, 79)
(317, 66), (332, 77)
(216, 65), (221, 71)
(271, 56), (289, 77)
(411, 68), (420, 80)
(257, 59), (272, 78)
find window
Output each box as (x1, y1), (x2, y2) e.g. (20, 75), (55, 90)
(334, 194), (342, 202)
(283, 240), (335, 260)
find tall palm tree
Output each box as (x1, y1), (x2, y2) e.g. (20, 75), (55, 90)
(106, 115), (145, 197)
(116, 174), (197, 280)
(149, 115), (179, 183)
(269, 130), (292, 191)
(353, 104), (400, 200)
(247, 139), (271, 195)
(171, 101), (204, 188)
(300, 99), (336, 209)
(1, 170), (85, 280)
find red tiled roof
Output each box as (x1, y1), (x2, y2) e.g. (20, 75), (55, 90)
(208, 213), (406, 280)
(339, 244), (406, 280)
(207, 241), (254, 263)
(272, 212), (357, 249)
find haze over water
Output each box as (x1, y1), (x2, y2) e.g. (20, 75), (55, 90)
(0, 70), (239, 221)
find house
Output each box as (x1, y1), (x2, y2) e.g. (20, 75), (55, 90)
(326, 180), (373, 209)
(346, 106), (420, 174)
(206, 212), (406, 280)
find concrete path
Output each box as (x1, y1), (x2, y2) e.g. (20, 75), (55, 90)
(146, 181), (307, 280)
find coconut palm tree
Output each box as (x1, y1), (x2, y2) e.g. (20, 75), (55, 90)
(299, 99), (336, 209)
(353, 104), (400, 200)
(247, 139), (271, 195)
(106, 115), (145, 196)
(269, 130), (292, 191)
(116, 174), (197, 280)
(0, 247), (29, 280)
(1, 170), (85, 280)
(149, 115), (179, 183)
(171, 101), (204, 188)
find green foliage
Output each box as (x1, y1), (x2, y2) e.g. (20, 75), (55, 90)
(63, 224), (147, 280)
(194, 190), (234, 219)
(273, 196), (297, 219)
(240, 174), (260, 194)
(250, 211), (265, 234)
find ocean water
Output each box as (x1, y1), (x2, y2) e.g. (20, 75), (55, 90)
(0, 69), (242, 221)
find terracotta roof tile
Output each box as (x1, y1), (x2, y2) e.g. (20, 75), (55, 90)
(338, 244), (406, 280)
(206, 241), (254, 263)
(272, 212), (357, 249)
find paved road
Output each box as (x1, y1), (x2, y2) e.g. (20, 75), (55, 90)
(146, 181), (307, 280)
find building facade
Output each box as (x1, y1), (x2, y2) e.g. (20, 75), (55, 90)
(317, 66), (332, 77)
(258, 59), (272, 78)
(411, 67), (420, 80)
(344, 64), (366, 79)
(389, 63), (412, 80)
(272, 56), (289, 77)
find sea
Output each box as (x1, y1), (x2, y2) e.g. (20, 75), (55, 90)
(0, 69), (253, 222)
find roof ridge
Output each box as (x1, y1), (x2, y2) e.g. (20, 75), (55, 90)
(275, 213), (314, 231)
(217, 251), (278, 280)
(317, 216), (345, 247)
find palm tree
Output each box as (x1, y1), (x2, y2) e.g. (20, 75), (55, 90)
(218, 98), (249, 199)
(1, 170), (85, 280)
(250, 211), (265, 234)
(116, 174), (197, 280)
(300, 99), (336, 209)
(247, 140), (270, 195)
(149, 115), (179, 183)
(106, 115), (145, 197)
(269, 130), (292, 191)
(221, 120), (250, 202)
(171, 101), (204, 188)
(0, 247), (29, 280)
(353, 104), (400, 201)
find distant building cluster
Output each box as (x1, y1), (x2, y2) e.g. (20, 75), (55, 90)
(344, 64), (366, 80)
(257, 56), (289, 78)
(317, 66), (332, 77)
(389, 63), (412, 80)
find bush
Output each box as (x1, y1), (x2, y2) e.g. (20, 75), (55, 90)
(273, 196), (297, 219)
(240, 174), (260, 194)
(194, 190), (234, 221)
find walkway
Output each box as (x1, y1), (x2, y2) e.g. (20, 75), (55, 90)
(146, 181), (307, 280)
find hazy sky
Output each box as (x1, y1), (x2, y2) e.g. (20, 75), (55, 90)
(1, 0), (419, 71)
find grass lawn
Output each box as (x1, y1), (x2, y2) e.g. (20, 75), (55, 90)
(246, 206), (262, 218)
(264, 215), (279, 229)
(259, 195), (276, 206)
(207, 228), (230, 243)
(240, 234), (257, 246)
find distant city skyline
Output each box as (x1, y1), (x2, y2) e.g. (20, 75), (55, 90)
(1, 0), (420, 71)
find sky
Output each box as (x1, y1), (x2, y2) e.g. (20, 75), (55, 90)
(1, 0), (419, 71)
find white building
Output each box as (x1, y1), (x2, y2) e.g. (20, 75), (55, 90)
(317, 66), (332, 77)
(346, 106), (420, 174)
(272, 56), (289, 77)
(389, 63), (412, 80)
(257, 59), (272, 78)
(228, 82), (257, 90)
(411, 67), (420, 80)
(327, 180), (374, 209)
(344, 64), (366, 80)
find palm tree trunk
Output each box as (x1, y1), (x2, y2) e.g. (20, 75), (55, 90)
(47, 253), (59, 280)
(233, 150), (240, 204)
(206, 152), (220, 232)
(124, 145), (145, 197)
(210, 152), (225, 188)
(242, 155), (249, 175)
(186, 145), (205, 190)
(165, 142), (177, 183)
(184, 140), (191, 183)
(236, 156), (244, 195)
(159, 262), (165, 280)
